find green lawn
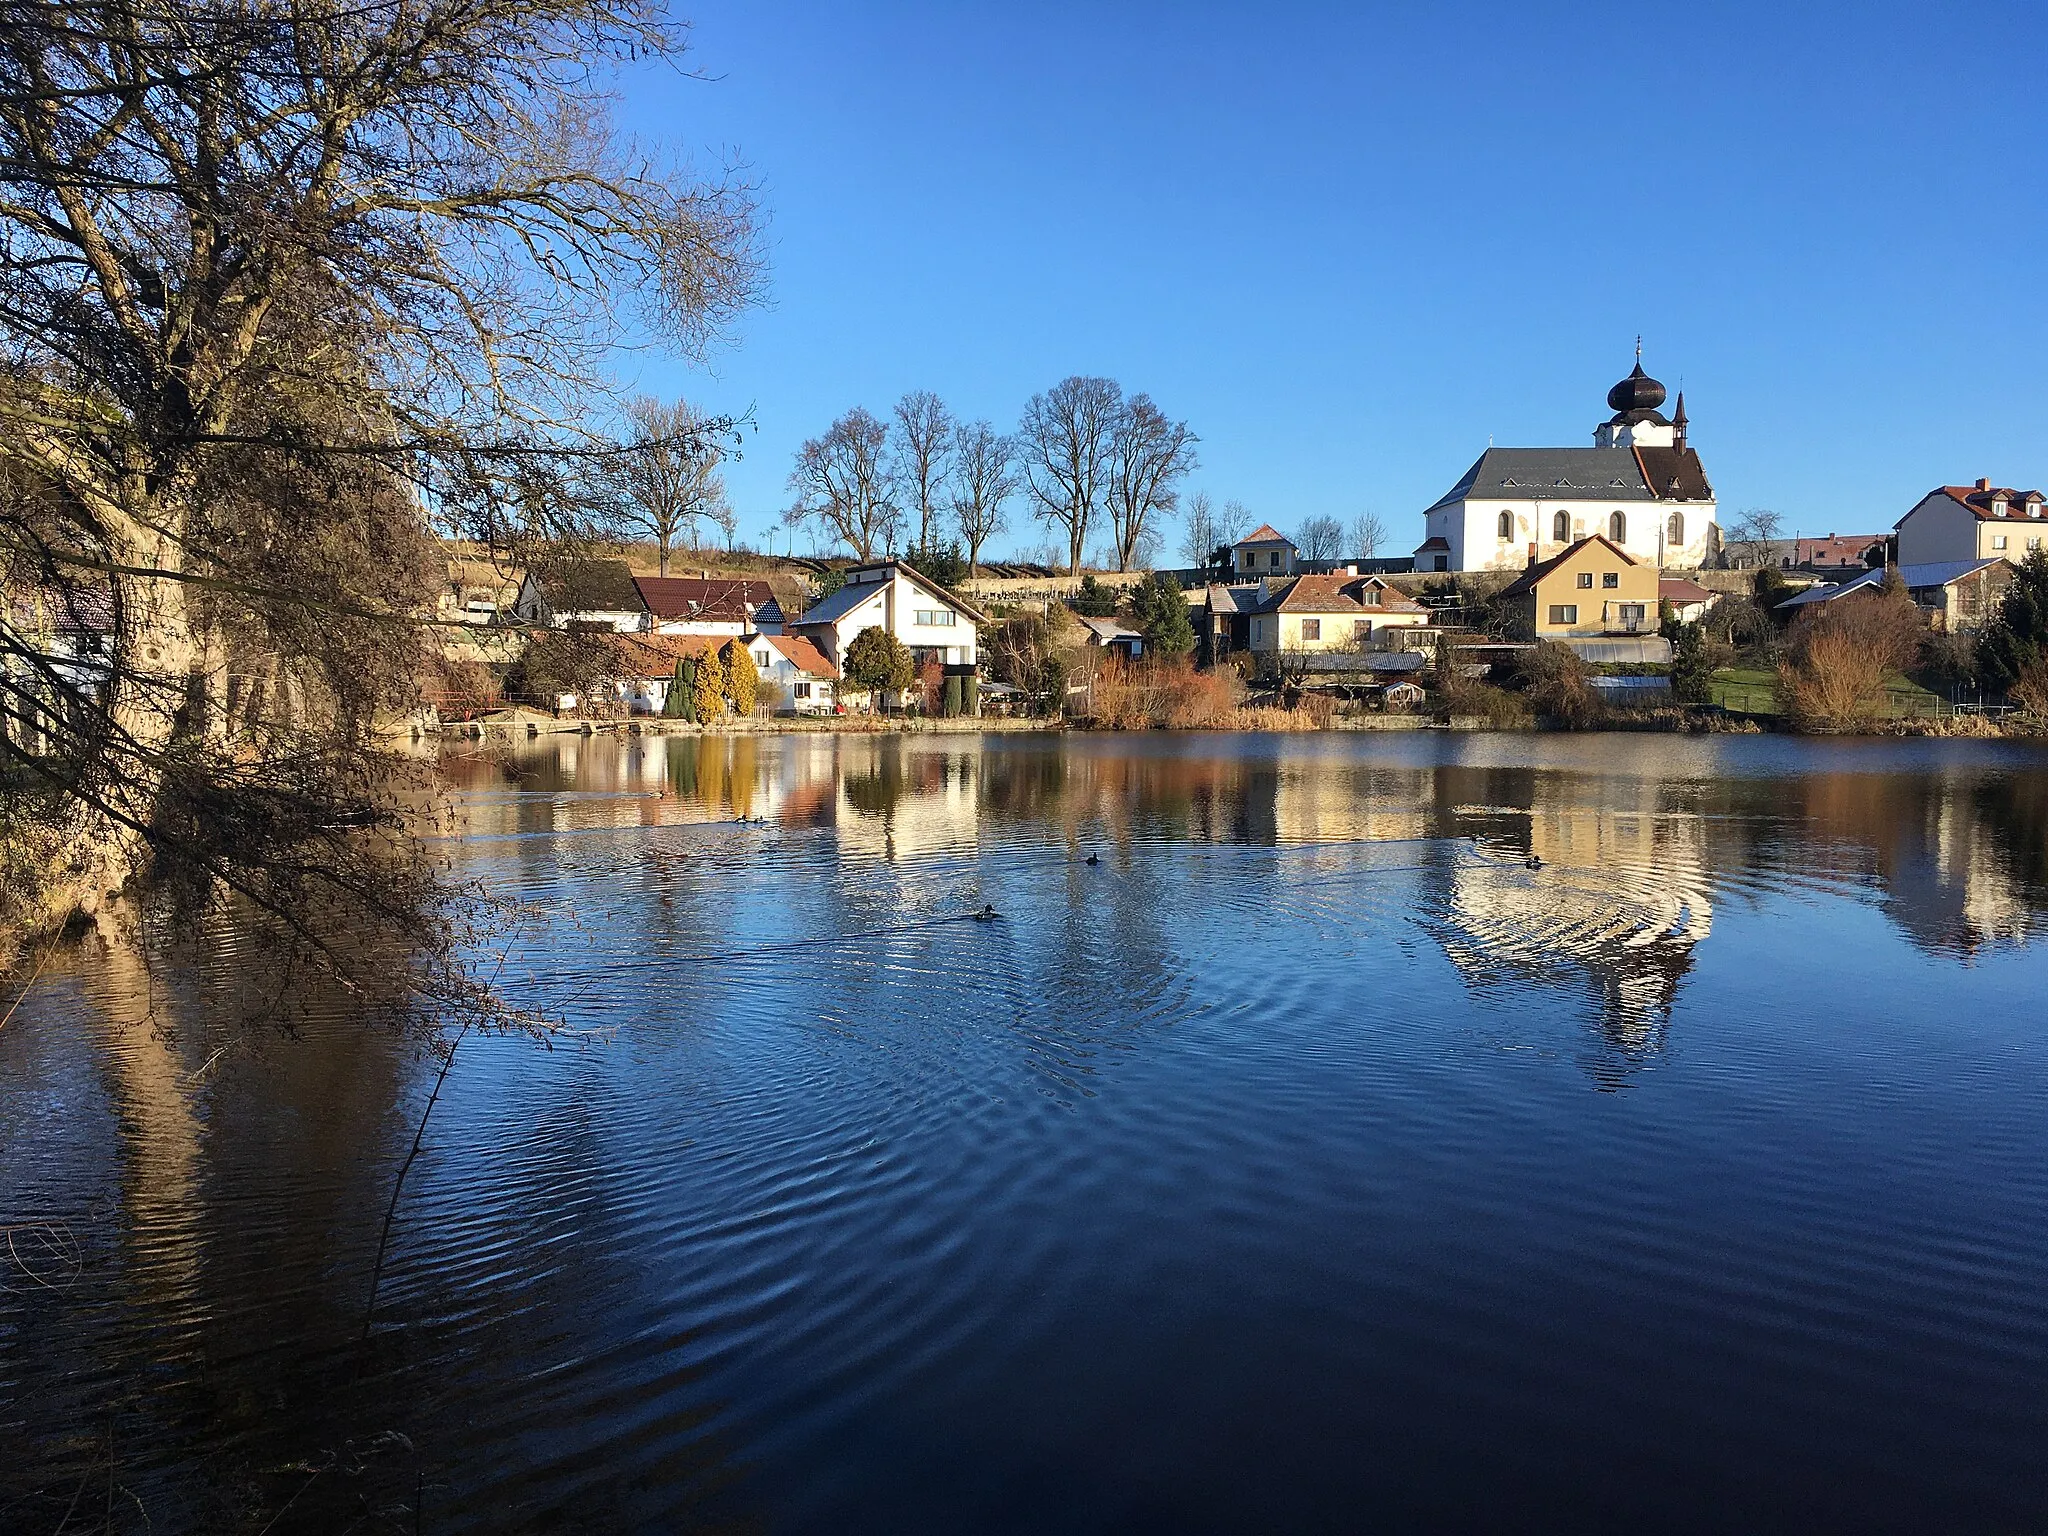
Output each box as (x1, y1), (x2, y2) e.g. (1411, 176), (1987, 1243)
(1709, 668), (1945, 719)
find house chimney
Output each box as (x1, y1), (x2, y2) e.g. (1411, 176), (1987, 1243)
(1976, 477), (1991, 492)
(1526, 542), (1538, 568)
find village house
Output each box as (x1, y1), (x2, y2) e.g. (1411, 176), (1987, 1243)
(1232, 525), (1298, 579)
(636, 574), (784, 637)
(1414, 352), (1718, 573)
(3, 575), (114, 753)
(1189, 583), (1257, 664)
(509, 558), (649, 631)
(1895, 479), (2048, 567)
(1497, 535), (1658, 640)
(598, 632), (724, 714)
(787, 561), (984, 675)
(746, 632), (838, 714)
(1243, 572), (1432, 671)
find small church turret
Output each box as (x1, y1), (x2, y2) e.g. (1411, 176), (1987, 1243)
(1672, 390), (1688, 451)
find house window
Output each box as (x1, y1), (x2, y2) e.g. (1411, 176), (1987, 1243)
(1354, 620), (1373, 638)
(1553, 510), (1570, 542)
(1576, 571), (1594, 589)
(1301, 619), (1322, 641)
(755, 650), (770, 667)
(1497, 511), (1512, 539)
(1270, 551), (1282, 568)
(913, 609), (956, 626)
(1993, 535), (2009, 550)
(1602, 572), (1619, 589)
(1609, 511), (1627, 543)
(1668, 513), (1685, 545)
(2031, 537), (2042, 551)
(793, 682), (812, 700)
(1619, 603), (1647, 631)
(1549, 604), (1578, 626)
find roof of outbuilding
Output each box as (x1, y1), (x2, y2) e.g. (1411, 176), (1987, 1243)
(1898, 558), (2008, 589)
(1498, 535), (1639, 599)
(1078, 615), (1144, 642)
(1657, 577), (1716, 605)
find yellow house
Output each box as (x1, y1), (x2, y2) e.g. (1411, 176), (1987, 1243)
(1498, 536), (1657, 637)
(1245, 573), (1432, 656)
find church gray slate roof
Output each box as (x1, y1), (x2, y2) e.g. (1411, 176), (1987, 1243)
(1424, 447), (1660, 516)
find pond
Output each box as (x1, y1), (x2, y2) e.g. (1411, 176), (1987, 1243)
(5, 731), (2047, 1532)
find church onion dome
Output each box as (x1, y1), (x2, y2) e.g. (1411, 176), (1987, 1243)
(1606, 360), (1669, 424)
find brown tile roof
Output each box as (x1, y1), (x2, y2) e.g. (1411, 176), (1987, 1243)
(1658, 577), (1715, 605)
(597, 631), (727, 679)
(1236, 524), (1293, 545)
(765, 633), (836, 679)
(1632, 446), (1713, 502)
(1498, 535), (1638, 599)
(1792, 534), (1886, 566)
(634, 575), (778, 622)
(1263, 574), (1426, 615)
(1413, 535), (1451, 552)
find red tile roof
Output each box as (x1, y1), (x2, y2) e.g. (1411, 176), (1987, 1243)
(1236, 524), (1293, 546)
(598, 631), (727, 679)
(1265, 574), (1425, 615)
(765, 633), (836, 679)
(1936, 484), (2048, 521)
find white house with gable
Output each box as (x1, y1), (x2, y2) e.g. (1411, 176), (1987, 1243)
(1414, 352), (1719, 573)
(787, 560), (985, 674)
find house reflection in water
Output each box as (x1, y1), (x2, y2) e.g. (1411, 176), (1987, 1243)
(1432, 780), (1715, 1069)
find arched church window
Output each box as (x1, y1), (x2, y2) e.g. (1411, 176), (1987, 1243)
(1608, 511), (1627, 543)
(1497, 510), (1512, 539)
(1668, 513), (1685, 546)
(1552, 511), (1569, 542)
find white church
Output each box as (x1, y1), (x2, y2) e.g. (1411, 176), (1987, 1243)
(1414, 352), (1720, 573)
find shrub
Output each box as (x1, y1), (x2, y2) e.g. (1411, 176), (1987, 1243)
(2010, 654), (2048, 718)
(1778, 587), (1922, 726)
(1514, 641), (1604, 728)
(1977, 548), (2048, 694)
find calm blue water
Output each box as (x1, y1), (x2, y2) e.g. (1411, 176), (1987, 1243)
(4, 731), (2047, 1532)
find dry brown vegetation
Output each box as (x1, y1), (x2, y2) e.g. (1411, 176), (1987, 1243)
(1778, 587), (1924, 727)
(1086, 657), (1338, 730)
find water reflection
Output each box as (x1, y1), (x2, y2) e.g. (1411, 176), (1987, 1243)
(6, 732), (2048, 1532)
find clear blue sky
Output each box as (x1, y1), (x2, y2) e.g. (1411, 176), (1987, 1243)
(615, 1), (2048, 560)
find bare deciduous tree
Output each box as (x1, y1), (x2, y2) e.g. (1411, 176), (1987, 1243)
(891, 391), (954, 551)
(617, 397), (732, 576)
(1221, 500), (1255, 543)
(1106, 395), (1198, 572)
(950, 421), (1016, 579)
(0, 0), (762, 978)
(1353, 511), (1388, 562)
(1180, 491), (1221, 569)
(1296, 515), (1345, 562)
(1019, 376), (1120, 575)
(1728, 508), (1785, 569)
(786, 408), (897, 561)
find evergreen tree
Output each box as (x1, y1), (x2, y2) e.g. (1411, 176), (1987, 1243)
(1978, 550), (2048, 692)
(1070, 574), (1120, 616)
(1670, 621), (1713, 703)
(663, 657), (695, 719)
(1129, 572), (1196, 658)
(722, 637), (759, 714)
(692, 645), (728, 719)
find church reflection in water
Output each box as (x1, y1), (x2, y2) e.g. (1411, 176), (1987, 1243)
(450, 733), (2048, 1071)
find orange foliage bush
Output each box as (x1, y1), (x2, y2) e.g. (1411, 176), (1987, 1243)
(1778, 587), (1923, 726)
